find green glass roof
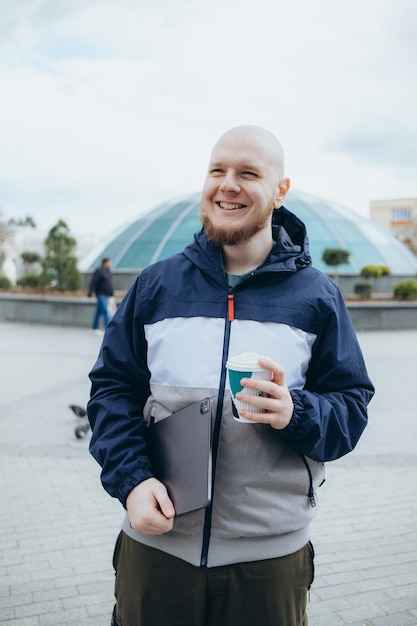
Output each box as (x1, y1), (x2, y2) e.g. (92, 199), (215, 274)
(80, 190), (417, 275)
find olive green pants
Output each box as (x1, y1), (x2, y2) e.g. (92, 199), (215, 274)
(112, 532), (314, 626)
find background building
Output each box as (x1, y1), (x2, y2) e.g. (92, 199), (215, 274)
(80, 190), (417, 280)
(370, 197), (417, 255)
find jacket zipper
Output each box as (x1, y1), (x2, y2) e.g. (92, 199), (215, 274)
(227, 293), (235, 321)
(200, 289), (316, 565)
(200, 288), (234, 566)
(299, 454), (317, 507)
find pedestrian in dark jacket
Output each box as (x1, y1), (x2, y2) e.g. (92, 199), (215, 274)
(87, 257), (113, 333)
(88, 126), (374, 626)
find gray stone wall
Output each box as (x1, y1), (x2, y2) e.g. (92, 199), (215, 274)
(1, 292), (417, 331)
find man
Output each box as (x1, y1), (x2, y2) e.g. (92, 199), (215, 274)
(87, 257), (114, 333)
(88, 126), (374, 626)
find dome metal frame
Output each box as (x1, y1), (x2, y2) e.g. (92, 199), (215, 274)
(81, 190), (417, 276)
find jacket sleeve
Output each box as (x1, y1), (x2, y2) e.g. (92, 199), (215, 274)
(281, 288), (374, 462)
(87, 276), (154, 506)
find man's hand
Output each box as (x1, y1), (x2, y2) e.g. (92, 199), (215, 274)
(126, 477), (175, 535)
(235, 357), (294, 430)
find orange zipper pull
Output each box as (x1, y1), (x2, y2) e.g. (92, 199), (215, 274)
(228, 294), (235, 322)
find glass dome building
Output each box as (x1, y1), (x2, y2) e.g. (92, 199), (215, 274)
(80, 190), (417, 275)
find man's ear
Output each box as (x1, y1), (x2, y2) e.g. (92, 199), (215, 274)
(275, 177), (291, 207)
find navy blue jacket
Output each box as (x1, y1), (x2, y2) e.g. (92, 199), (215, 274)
(88, 267), (114, 297)
(87, 207), (374, 567)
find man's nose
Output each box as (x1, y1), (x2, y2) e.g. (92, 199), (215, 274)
(220, 171), (240, 192)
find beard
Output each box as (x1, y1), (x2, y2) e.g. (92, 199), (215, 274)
(200, 197), (276, 247)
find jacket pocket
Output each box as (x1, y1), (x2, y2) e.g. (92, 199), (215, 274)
(307, 540), (315, 588)
(299, 454), (318, 507)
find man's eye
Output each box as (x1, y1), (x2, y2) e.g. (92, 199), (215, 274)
(242, 171), (257, 178)
(210, 168), (223, 175)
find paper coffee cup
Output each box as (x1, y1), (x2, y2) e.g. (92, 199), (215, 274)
(226, 352), (271, 423)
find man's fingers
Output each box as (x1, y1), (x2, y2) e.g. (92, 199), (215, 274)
(259, 358), (285, 387)
(126, 478), (175, 534)
(155, 490), (175, 519)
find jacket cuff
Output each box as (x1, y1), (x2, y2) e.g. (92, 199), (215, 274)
(115, 467), (154, 508)
(281, 391), (306, 439)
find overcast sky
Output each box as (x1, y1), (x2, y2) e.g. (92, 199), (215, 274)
(1, 0), (416, 242)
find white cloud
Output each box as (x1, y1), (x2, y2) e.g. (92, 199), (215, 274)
(0, 0), (416, 242)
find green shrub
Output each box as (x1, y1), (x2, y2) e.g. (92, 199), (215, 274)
(393, 280), (417, 300)
(17, 273), (45, 288)
(360, 264), (391, 278)
(0, 275), (11, 289)
(354, 281), (372, 299)
(322, 248), (350, 267)
(21, 251), (42, 265)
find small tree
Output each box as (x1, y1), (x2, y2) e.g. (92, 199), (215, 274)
(360, 264), (391, 279)
(353, 281), (372, 299)
(322, 248), (350, 281)
(21, 251), (42, 275)
(393, 280), (417, 300)
(17, 273), (45, 289)
(0, 275), (11, 289)
(42, 220), (82, 292)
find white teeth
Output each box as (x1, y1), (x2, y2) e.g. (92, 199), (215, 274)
(219, 202), (243, 210)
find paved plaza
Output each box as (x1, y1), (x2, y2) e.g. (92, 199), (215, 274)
(0, 321), (416, 625)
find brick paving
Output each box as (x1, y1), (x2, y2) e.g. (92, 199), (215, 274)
(0, 322), (416, 625)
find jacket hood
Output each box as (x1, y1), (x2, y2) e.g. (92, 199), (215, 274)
(182, 206), (312, 274)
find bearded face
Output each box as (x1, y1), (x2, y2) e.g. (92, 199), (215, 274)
(200, 196), (276, 247)
(199, 128), (287, 249)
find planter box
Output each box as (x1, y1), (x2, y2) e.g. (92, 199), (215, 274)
(0, 293), (96, 327)
(1, 293), (417, 331)
(346, 301), (417, 331)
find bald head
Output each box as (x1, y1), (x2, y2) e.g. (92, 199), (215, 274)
(211, 125), (285, 181)
(200, 124), (290, 248)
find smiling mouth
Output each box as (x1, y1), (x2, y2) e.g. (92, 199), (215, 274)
(217, 201), (246, 210)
